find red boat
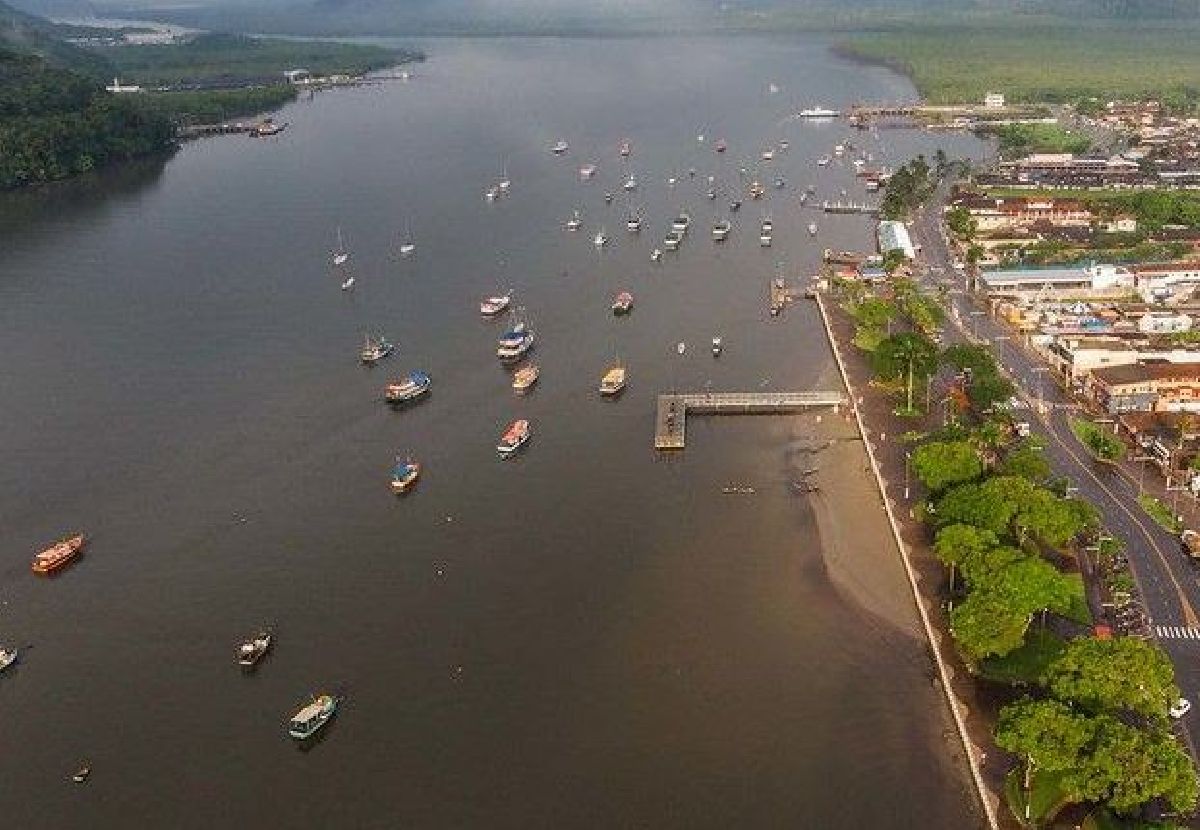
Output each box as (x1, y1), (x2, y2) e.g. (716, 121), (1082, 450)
(32, 534), (86, 574)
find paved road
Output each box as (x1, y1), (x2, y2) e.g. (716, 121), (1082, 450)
(908, 190), (1200, 755)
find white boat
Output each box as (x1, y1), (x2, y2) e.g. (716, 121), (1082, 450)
(498, 163), (511, 192)
(566, 211), (582, 231)
(579, 163), (597, 180)
(817, 156), (831, 167)
(798, 107), (840, 118)
(480, 292), (512, 317)
(485, 186), (499, 201)
(599, 364), (627, 396)
(712, 220), (731, 242)
(237, 630), (272, 668)
(712, 337), (723, 356)
(759, 218), (773, 246)
(676, 341), (686, 355)
(663, 230), (683, 251)
(360, 334), (395, 364)
(626, 214), (642, 232)
(340, 274), (355, 291)
(0, 647), (18, 674)
(650, 248), (663, 262)
(671, 213), (691, 234)
(834, 143), (845, 157)
(623, 174), (637, 191)
(593, 228), (608, 247)
(761, 149), (774, 161)
(398, 221), (415, 256)
(331, 227), (350, 266)
(288, 694), (341, 741)
(551, 140), (569, 155)
(808, 222), (818, 236)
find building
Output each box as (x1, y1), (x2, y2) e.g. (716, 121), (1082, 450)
(979, 263), (1133, 297)
(1138, 311), (1193, 334)
(1092, 362), (1200, 413)
(1044, 336), (1200, 383)
(984, 92), (1006, 109)
(1134, 261), (1200, 303)
(104, 77), (142, 94)
(877, 220), (916, 260)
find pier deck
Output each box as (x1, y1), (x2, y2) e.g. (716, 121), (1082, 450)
(654, 391), (847, 449)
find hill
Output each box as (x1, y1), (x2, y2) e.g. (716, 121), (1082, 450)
(0, 0), (111, 77)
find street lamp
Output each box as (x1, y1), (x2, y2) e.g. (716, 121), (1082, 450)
(904, 451), (912, 500)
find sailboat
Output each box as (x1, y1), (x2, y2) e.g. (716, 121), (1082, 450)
(332, 227), (350, 266)
(340, 271), (355, 291)
(498, 161), (511, 193)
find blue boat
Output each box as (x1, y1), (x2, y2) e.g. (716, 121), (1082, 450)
(391, 458), (421, 494)
(385, 370), (432, 404)
(496, 322), (535, 361)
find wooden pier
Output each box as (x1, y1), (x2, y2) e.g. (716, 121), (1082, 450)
(654, 391), (848, 450)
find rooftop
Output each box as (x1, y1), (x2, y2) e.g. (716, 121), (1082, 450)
(1092, 361), (1200, 387)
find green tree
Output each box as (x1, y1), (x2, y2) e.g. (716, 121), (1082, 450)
(872, 332), (940, 413)
(1044, 637), (1180, 719)
(945, 206), (977, 241)
(1079, 717), (1198, 814)
(911, 440), (983, 492)
(996, 698), (1096, 814)
(997, 444), (1052, 483)
(933, 523), (998, 592)
(950, 590), (1032, 659)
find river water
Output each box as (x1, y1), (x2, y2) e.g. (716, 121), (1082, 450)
(0, 36), (988, 828)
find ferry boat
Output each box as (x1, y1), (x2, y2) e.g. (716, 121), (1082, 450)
(798, 107), (840, 118)
(599, 365), (627, 396)
(759, 218), (774, 247)
(391, 457), (421, 494)
(360, 334), (395, 365)
(497, 322), (535, 361)
(671, 213), (691, 235)
(712, 337), (723, 356)
(612, 292), (634, 315)
(663, 230), (683, 251)
(551, 139), (569, 155)
(619, 139), (632, 157)
(712, 220), (731, 242)
(715, 138), (727, 153)
(385, 370), (432, 404)
(288, 694), (341, 741)
(626, 214), (642, 232)
(497, 419), (531, 456)
(480, 292), (512, 317)
(622, 174), (637, 191)
(566, 211), (582, 232)
(593, 228), (608, 247)
(512, 364), (539, 393)
(32, 534), (86, 575)
(579, 163), (597, 180)
(237, 629), (272, 668)
(0, 647), (18, 674)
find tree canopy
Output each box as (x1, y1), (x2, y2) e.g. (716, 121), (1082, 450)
(911, 440), (983, 492)
(1043, 637), (1180, 719)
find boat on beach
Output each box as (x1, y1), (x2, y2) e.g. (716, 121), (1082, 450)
(497, 419), (531, 456)
(391, 457), (421, 493)
(512, 364), (539, 393)
(237, 629), (272, 668)
(612, 291), (633, 315)
(32, 534), (86, 575)
(288, 694), (341, 741)
(360, 334), (395, 365)
(480, 292), (512, 317)
(599, 364), (626, 396)
(385, 370), (432, 404)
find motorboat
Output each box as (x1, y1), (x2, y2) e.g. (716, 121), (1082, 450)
(626, 214), (642, 232)
(612, 292), (634, 315)
(0, 647), (18, 674)
(667, 176), (677, 187)
(715, 139), (727, 153)
(485, 186), (499, 201)
(760, 218), (774, 246)
(707, 189), (716, 200)
(761, 149), (774, 161)
(579, 163), (597, 180)
(729, 199), (742, 212)
(391, 457), (421, 494)
(237, 630), (272, 668)
(798, 107), (840, 118)
(650, 249), (663, 262)
(671, 213), (691, 234)
(808, 222), (818, 236)
(360, 334), (395, 365)
(603, 192), (614, 204)
(331, 227), (349, 266)
(834, 143), (845, 157)
(712, 337), (723, 356)
(817, 156), (831, 167)
(622, 174), (637, 191)
(566, 211), (583, 231)
(512, 364), (540, 393)
(599, 365), (627, 397)
(712, 220), (731, 242)
(497, 419), (531, 456)
(619, 139), (632, 157)
(288, 694), (341, 741)
(663, 230), (683, 251)
(480, 292), (512, 317)
(497, 322), (535, 361)
(676, 342), (686, 355)
(398, 241), (416, 256)
(340, 274), (355, 291)
(779, 140), (790, 151)
(551, 139), (569, 155)
(32, 534), (86, 575)
(385, 370), (432, 404)
(593, 228), (608, 247)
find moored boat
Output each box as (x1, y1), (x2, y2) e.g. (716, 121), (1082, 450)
(626, 214), (642, 232)
(497, 419), (531, 456)
(0, 647), (18, 674)
(566, 211), (582, 231)
(712, 219), (731, 242)
(579, 163), (597, 180)
(288, 694), (341, 741)
(761, 149), (774, 161)
(760, 218), (774, 246)
(671, 213), (691, 234)
(360, 334), (395, 365)
(663, 230), (683, 251)
(237, 629), (272, 668)
(808, 222), (818, 237)
(712, 336), (723, 356)
(612, 292), (634, 315)
(551, 139), (569, 155)
(599, 365), (627, 396)
(480, 292), (512, 316)
(391, 457), (421, 494)
(32, 534), (86, 575)
(497, 322), (535, 361)
(619, 139), (632, 157)
(512, 364), (540, 393)
(385, 370), (432, 404)
(650, 248), (663, 262)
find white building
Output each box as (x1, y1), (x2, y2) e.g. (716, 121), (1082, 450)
(104, 77), (142, 94)
(1134, 262), (1200, 303)
(876, 220), (916, 260)
(984, 92), (1006, 109)
(1138, 311), (1193, 334)
(980, 263), (1134, 297)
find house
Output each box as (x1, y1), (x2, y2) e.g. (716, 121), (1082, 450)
(1090, 362), (1200, 413)
(104, 77), (142, 94)
(979, 263), (1134, 298)
(1117, 411), (1200, 477)
(1137, 311), (1193, 334)
(1100, 214), (1138, 234)
(1134, 261), (1200, 303)
(1045, 336), (1200, 383)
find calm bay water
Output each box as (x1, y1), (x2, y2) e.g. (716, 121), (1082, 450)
(0, 36), (988, 828)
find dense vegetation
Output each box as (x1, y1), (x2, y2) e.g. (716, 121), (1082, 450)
(880, 155), (935, 220)
(136, 86), (298, 127)
(0, 48), (175, 189)
(985, 187), (1200, 232)
(982, 123), (1092, 157)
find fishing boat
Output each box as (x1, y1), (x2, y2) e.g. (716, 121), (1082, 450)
(798, 107), (840, 118)
(712, 336), (723, 356)
(619, 139), (632, 158)
(650, 248), (663, 262)
(566, 211), (582, 231)
(759, 218), (773, 247)
(622, 174), (637, 191)
(761, 149), (774, 161)
(485, 186), (499, 202)
(512, 364), (540, 393)
(748, 181), (764, 199)
(808, 222), (818, 237)
(480, 292), (512, 317)
(237, 629), (272, 668)
(331, 228), (349, 266)
(496, 419), (531, 457)
(712, 220), (731, 241)
(32, 534), (86, 575)
(599, 364), (626, 396)
(497, 321), (535, 361)
(288, 694), (341, 741)
(671, 213), (691, 235)
(663, 230), (683, 251)
(579, 163), (597, 180)
(626, 213), (642, 232)
(593, 228), (608, 247)
(360, 334), (395, 365)
(385, 370), (432, 404)
(340, 273), (355, 291)
(729, 199), (742, 212)
(817, 156), (831, 167)
(715, 138), (727, 153)
(391, 457), (421, 494)
(551, 139), (569, 155)
(0, 647), (18, 674)
(612, 291), (634, 315)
